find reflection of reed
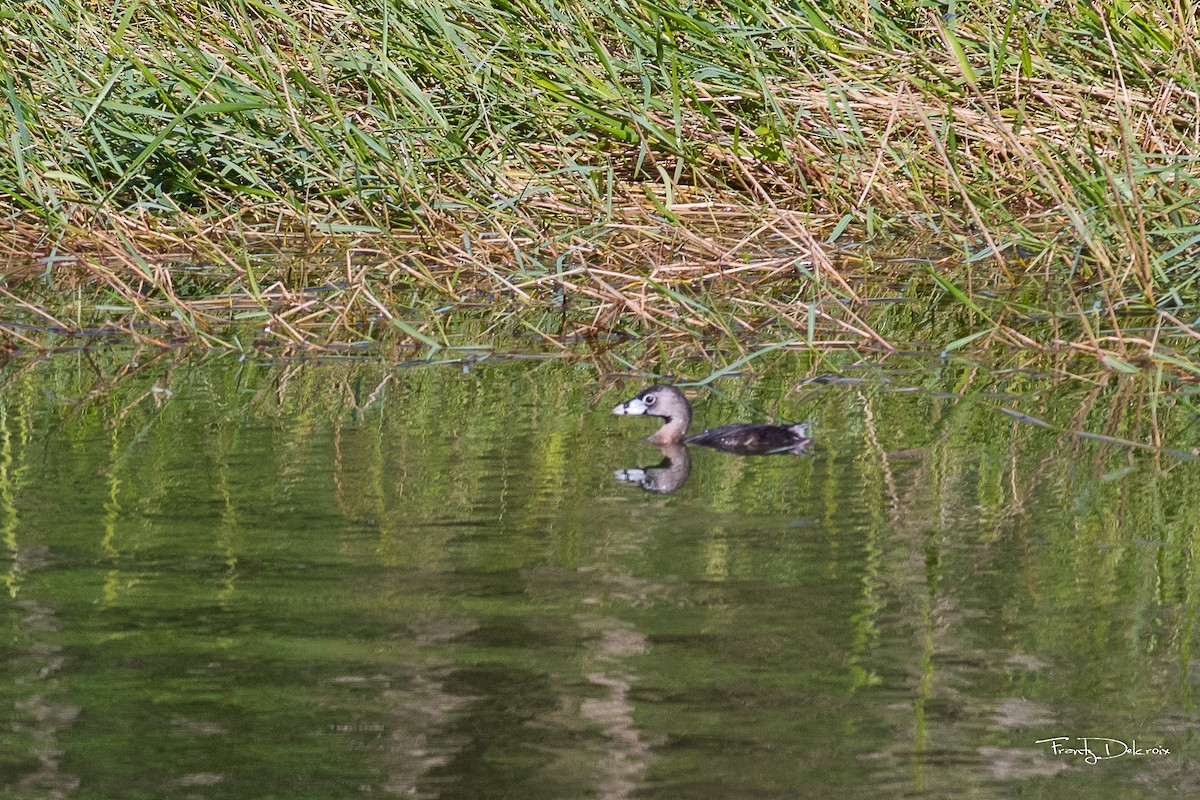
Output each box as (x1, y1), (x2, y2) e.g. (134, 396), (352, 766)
(9, 560), (81, 795)
(378, 648), (472, 796)
(0, 391), (81, 792)
(578, 617), (650, 800)
(1, 403), (21, 597)
(846, 367), (1200, 789)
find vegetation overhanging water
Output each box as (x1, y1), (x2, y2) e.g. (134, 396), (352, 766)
(2, 0), (1199, 376)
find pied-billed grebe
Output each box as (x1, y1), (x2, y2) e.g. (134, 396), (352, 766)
(612, 384), (812, 456)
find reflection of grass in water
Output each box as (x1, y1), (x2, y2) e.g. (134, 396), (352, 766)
(2, 0), (1199, 369)
(1, 352), (1198, 792)
(5, 352), (1195, 559)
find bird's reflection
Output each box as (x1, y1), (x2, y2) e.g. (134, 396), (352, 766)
(613, 437), (814, 494)
(613, 444), (691, 494)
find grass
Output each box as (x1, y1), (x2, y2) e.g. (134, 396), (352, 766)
(1, 0), (1199, 374)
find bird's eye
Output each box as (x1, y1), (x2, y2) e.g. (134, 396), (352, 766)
(644, 394), (656, 406)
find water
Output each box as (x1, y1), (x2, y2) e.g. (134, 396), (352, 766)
(1, 352), (1197, 798)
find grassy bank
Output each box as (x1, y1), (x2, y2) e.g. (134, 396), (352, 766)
(1, 0), (1199, 370)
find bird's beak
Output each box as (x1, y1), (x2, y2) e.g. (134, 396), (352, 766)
(612, 397), (649, 415)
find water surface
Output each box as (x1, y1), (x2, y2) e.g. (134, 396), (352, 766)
(1, 353), (1197, 798)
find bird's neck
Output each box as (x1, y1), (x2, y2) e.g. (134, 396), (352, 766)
(647, 411), (690, 445)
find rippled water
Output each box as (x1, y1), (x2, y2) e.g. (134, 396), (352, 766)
(0, 352), (1196, 798)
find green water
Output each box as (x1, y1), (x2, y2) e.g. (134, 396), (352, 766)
(1, 352), (1197, 799)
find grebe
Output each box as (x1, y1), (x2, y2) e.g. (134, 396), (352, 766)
(612, 384), (812, 456)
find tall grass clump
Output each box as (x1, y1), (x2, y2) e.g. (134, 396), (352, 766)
(1, 0), (1198, 365)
